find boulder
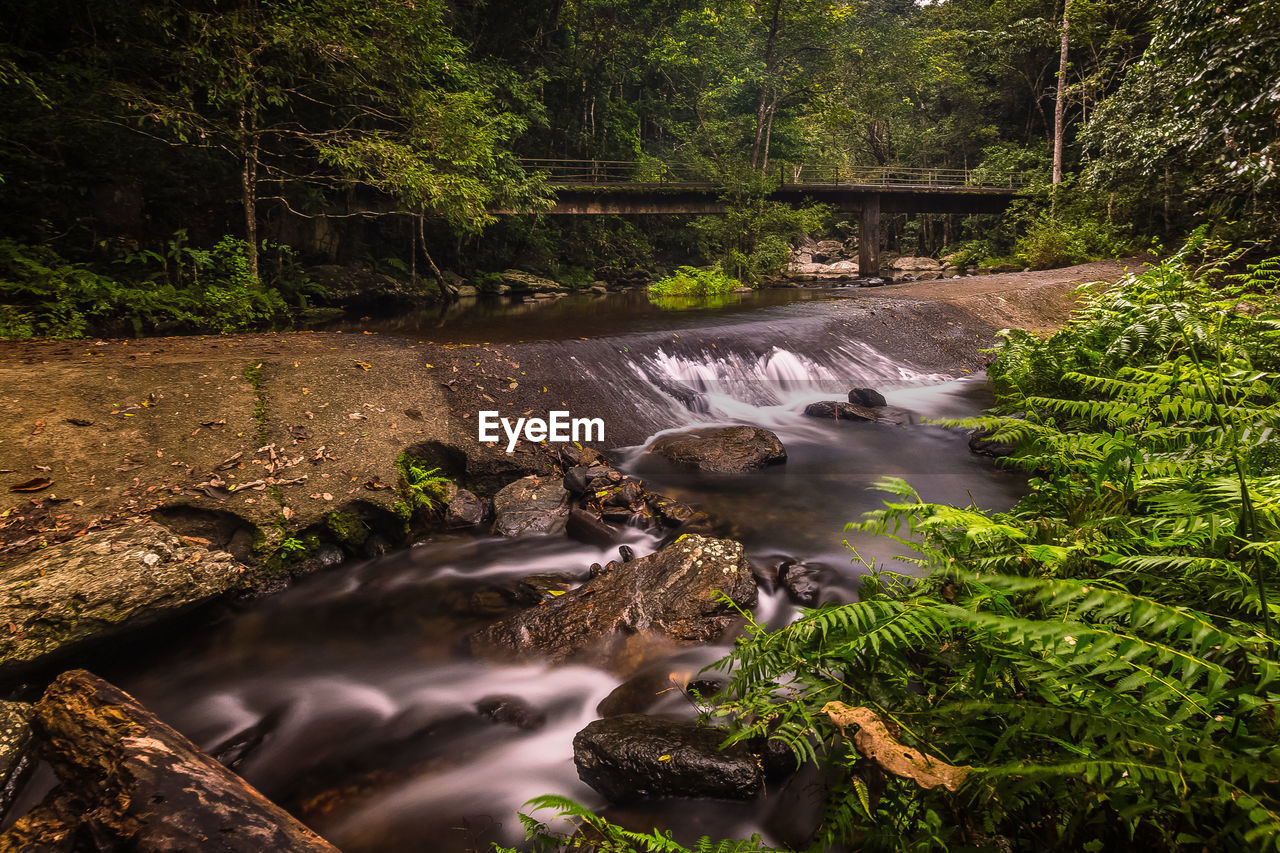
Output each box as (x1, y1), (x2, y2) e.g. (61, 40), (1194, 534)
(847, 387), (887, 408)
(1, 701), (34, 819)
(647, 427), (786, 474)
(968, 427), (1018, 458)
(471, 535), (757, 668)
(565, 507), (620, 548)
(491, 475), (571, 537)
(500, 270), (565, 293)
(777, 559), (824, 606)
(445, 488), (489, 528)
(811, 240), (846, 262)
(891, 256), (942, 271)
(573, 715), (763, 802)
(455, 284), (478, 298)
(802, 401), (878, 421)
(0, 521), (243, 673)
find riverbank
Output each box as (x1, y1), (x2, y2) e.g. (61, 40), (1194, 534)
(0, 257), (1134, 563)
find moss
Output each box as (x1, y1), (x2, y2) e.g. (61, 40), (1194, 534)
(241, 362), (270, 446)
(324, 511), (370, 546)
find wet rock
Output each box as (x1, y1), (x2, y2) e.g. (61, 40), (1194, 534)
(512, 572), (577, 605)
(847, 387), (888, 408)
(445, 488), (489, 527)
(0, 521), (243, 673)
(647, 427), (787, 473)
(618, 545), (636, 563)
(563, 466), (592, 494)
(491, 475), (571, 537)
(803, 401), (878, 421)
(968, 427), (1018, 458)
(471, 535), (757, 668)
(598, 669), (684, 717)
(476, 695), (547, 731)
(777, 559), (824, 606)
(573, 715), (763, 802)
(0, 701), (34, 818)
(566, 508), (619, 548)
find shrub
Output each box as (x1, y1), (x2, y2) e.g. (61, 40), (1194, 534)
(1015, 214), (1131, 270)
(647, 266), (742, 298)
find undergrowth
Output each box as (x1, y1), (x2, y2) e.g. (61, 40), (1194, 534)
(504, 230), (1280, 852)
(0, 232), (321, 338)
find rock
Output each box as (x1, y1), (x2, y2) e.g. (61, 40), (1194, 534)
(802, 401), (878, 421)
(777, 559), (824, 606)
(455, 284), (478, 298)
(968, 427), (1018, 458)
(890, 256), (942, 271)
(500, 270), (565, 293)
(1, 701), (34, 819)
(811, 240), (846, 262)
(565, 507), (619, 548)
(471, 535), (757, 668)
(491, 475), (571, 537)
(0, 670), (339, 852)
(647, 427), (787, 474)
(573, 715), (763, 802)
(589, 285), (608, 295)
(475, 695), (547, 731)
(847, 387), (887, 407)
(445, 488), (488, 527)
(0, 521), (243, 673)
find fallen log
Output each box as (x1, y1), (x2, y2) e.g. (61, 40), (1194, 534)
(0, 669), (339, 852)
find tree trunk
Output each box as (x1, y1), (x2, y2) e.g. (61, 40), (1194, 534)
(0, 670), (339, 852)
(239, 107), (260, 281)
(418, 213), (453, 300)
(1051, 0), (1071, 202)
(750, 0), (784, 173)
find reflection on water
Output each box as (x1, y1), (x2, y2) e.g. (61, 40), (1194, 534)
(318, 287), (858, 342)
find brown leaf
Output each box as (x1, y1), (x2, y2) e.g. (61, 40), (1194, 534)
(364, 478), (393, 491)
(65, 418), (93, 427)
(214, 452), (243, 471)
(31, 420), (45, 435)
(823, 702), (970, 792)
(10, 477), (53, 493)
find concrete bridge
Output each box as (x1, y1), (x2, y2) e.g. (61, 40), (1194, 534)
(511, 159), (1025, 276)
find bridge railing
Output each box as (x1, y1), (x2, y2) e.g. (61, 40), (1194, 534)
(519, 158), (1026, 189)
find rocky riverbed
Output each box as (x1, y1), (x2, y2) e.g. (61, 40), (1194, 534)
(0, 258), (1138, 849)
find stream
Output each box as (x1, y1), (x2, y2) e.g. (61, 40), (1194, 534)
(80, 289), (1024, 851)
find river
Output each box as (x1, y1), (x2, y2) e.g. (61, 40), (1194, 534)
(74, 288), (1024, 850)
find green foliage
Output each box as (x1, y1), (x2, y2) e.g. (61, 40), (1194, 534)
(493, 795), (782, 853)
(694, 237), (1280, 851)
(393, 454), (451, 523)
(0, 232), (326, 339)
(647, 267), (742, 299)
(692, 200), (827, 283)
(1014, 213), (1131, 270)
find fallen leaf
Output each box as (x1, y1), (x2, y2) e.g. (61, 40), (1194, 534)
(354, 361), (372, 371)
(66, 417), (93, 427)
(10, 478), (53, 493)
(823, 702), (970, 792)
(31, 420), (45, 435)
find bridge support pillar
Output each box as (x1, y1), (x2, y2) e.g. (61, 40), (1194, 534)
(859, 193), (881, 277)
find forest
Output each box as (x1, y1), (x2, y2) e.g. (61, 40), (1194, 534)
(0, 0), (1276, 336)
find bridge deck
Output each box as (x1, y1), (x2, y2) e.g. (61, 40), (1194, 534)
(507, 159), (1027, 275)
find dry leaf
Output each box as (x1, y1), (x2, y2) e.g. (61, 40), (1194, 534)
(9, 477), (53, 493)
(823, 702), (970, 792)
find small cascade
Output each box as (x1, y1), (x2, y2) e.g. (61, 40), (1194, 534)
(572, 338), (953, 431)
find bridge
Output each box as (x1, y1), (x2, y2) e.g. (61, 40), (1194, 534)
(512, 159), (1026, 276)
